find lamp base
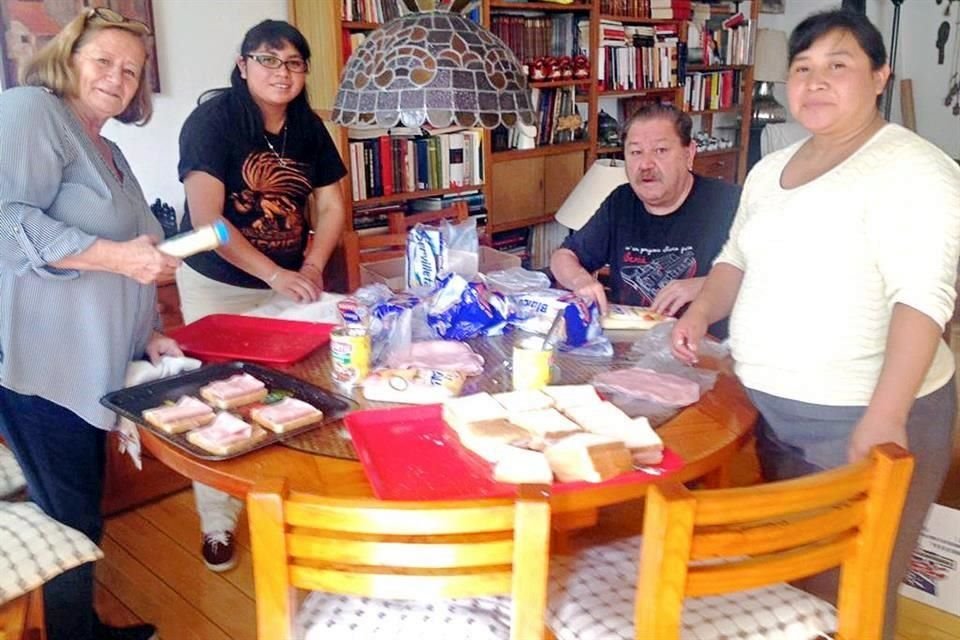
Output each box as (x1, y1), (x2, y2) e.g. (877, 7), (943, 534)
(751, 81), (787, 125)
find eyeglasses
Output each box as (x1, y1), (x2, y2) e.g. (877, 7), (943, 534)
(244, 53), (308, 74)
(86, 6), (150, 35)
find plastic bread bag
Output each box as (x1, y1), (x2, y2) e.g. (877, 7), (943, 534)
(591, 366), (705, 428)
(623, 320), (725, 394)
(483, 267), (552, 295)
(425, 273), (512, 340)
(509, 289), (608, 352)
(441, 216), (480, 279)
(368, 292), (422, 365)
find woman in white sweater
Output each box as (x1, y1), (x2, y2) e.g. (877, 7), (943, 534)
(672, 9), (960, 639)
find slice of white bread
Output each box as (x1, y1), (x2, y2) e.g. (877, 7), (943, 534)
(457, 419), (534, 463)
(599, 304), (667, 330)
(442, 392), (508, 434)
(142, 396), (215, 434)
(545, 433), (633, 483)
(564, 402), (664, 452)
(199, 373), (269, 409)
(491, 389), (554, 414)
(541, 384), (603, 411)
(493, 446), (554, 485)
(186, 412), (267, 456)
(508, 408), (582, 436)
(249, 397), (324, 434)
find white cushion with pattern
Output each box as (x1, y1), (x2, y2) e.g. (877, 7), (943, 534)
(548, 535), (838, 640)
(0, 501), (103, 605)
(0, 444), (26, 499)
(297, 592), (514, 640)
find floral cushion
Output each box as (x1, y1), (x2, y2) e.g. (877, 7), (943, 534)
(548, 535), (838, 640)
(297, 592), (514, 640)
(0, 444), (26, 499)
(0, 502), (102, 605)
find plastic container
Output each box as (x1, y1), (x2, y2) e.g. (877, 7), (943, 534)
(158, 220), (229, 258)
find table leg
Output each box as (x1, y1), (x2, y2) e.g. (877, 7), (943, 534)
(552, 508), (599, 554)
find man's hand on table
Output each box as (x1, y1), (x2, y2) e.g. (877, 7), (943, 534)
(571, 274), (609, 316)
(651, 277), (705, 317)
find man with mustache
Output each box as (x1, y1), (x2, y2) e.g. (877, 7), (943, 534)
(551, 103), (741, 337)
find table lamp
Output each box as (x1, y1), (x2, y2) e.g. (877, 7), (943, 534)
(554, 159), (628, 231)
(751, 29), (789, 125)
(332, 0), (535, 130)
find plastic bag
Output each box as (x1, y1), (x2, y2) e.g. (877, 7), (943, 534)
(425, 273), (511, 340)
(484, 267), (551, 294)
(442, 217), (480, 278)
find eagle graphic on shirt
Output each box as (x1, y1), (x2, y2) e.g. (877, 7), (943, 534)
(620, 249), (697, 305)
(230, 151), (312, 255)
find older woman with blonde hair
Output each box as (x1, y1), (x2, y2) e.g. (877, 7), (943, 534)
(673, 9), (960, 638)
(0, 7), (181, 640)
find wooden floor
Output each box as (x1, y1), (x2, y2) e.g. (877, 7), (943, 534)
(95, 331), (960, 640)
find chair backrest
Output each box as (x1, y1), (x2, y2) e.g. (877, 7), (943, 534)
(343, 201), (471, 291)
(387, 200), (469, 233)
(635, 443), (914, 640)
(247, 479), (551, 640)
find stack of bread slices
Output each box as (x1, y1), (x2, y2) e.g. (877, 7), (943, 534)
(442, 385), (663, 484)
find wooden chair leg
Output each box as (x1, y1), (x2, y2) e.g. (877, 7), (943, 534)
(25, 588), (45, 640)
(0, 588), (45, 640)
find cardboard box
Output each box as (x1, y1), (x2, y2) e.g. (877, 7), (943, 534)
(360, 246), (521, 291)
(900, 503), (960, 616)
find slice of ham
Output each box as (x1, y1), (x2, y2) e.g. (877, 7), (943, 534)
(191, 412), (253, 446)
(592, 368), (701, 407)
(204, 373), (266, 400)
(385, 340), (485, 375)
(145, 396), (213, 423)
(254, 397), (320, 424)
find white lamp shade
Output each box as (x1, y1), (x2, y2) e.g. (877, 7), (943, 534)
(753, 29), (789, 83)
(554, 159), (628, 231)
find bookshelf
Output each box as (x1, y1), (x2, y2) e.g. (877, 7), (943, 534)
(481, 0), (760, 238)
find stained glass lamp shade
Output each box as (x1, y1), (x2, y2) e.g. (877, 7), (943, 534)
(332, 10), (536, 130)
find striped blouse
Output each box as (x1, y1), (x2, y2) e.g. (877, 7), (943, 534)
(0, 87), (160, 430)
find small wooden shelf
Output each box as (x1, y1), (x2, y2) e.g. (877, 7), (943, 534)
(688, 106), (741, 115)
(489, 213), (558, 234)
(596, 146), (623, 155)
(341, 20), (380, 30)
(599, 14), (683, 25)
(529, 78), (593, 89)
(696, 146), (740, 157)
(598, 87), (678, 97)
(490, 0), (592, 11)
(491, 140), (592, 162)
(353, 185), (484, 208)
(686, 64), (750, 72)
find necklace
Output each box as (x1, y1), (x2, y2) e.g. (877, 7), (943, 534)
(263, 123), (288, 167)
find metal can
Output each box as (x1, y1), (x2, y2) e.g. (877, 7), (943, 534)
(330, 326), (371, 387)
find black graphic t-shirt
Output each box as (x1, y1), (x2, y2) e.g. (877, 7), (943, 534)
(178, 90), (347, 288)
(561, 175), (740, 337)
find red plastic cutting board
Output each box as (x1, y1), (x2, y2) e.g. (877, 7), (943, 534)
(168, 314), (336, 365)
(345, 404), (684, 501)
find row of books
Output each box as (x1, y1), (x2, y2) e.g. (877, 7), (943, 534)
(598, 25), (685, 91)
(346, 130), (484, 202)
(599, 0), (724, 19)
(532, 85), (582, 146)
(489, 14), (590, 63)
(491, 228), (531, 267)
(340, 0), (402, 24)
(698, 13), (755, 66)
(352, 191), (488, 235)
(682, 68), (742, 112)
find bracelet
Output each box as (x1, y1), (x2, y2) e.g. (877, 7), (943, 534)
(267, 269), (281, 285)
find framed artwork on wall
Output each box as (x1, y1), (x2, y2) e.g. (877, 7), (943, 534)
(760, 0), (786, 14)
(0, 0), (159, 92)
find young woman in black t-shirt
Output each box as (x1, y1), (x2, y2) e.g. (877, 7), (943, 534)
(175, 19), (347, 573)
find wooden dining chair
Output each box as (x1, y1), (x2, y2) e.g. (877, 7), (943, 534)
(247, 478), (552, 640)
(0, 590), (45, 640)
(386, 200), (469, 233)
(343, 201), (471, 291)
(547, 443), (914, 640)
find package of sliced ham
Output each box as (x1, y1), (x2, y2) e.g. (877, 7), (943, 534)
(591, 367), (702, 409)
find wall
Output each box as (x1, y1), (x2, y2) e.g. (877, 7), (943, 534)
(760, 0), (959, 158)
(102, 0), (289, 214)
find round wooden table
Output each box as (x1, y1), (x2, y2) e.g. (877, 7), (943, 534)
(139, 332), (758, 518)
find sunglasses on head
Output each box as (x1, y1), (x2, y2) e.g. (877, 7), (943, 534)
(86, 6), (151, 34)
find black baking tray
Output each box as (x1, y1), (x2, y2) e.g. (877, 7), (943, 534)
(100, 361), (355, 461)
